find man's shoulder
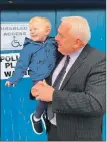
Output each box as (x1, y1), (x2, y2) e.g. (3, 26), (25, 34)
(90, 46), (105, 59)
(84, 45), (105, 67)
(85, 44), (105, 58)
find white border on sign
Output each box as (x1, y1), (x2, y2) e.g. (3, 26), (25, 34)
(1, 22), (30, 51)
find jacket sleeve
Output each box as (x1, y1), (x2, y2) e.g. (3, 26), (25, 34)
(8, 45), (32, 85)
(52, 57), (106, 116)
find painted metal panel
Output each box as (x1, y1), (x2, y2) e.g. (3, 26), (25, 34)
(1, 9), (106, 141)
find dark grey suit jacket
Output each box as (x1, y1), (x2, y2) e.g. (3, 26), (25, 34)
(47, 44), (106, 141)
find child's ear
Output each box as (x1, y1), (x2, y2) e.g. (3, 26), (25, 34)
(45, 28), (51, 36)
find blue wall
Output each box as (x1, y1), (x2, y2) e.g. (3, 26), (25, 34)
(1, 10), (106, 141)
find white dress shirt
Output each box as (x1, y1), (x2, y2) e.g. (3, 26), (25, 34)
(50, 47), (84, 125)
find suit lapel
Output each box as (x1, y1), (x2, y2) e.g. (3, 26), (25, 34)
(60, 44), (93, 89)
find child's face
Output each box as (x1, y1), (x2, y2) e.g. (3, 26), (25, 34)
(29, 21), (48, 42)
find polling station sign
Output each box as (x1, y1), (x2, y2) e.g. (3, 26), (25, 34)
(1, 53), (30, 79)
(1, 22), (30, 50)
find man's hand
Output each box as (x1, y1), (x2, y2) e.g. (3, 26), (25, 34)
(31, 80), (55, 102)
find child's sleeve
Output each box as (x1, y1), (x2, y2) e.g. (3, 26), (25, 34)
(8, 45), (32, 85)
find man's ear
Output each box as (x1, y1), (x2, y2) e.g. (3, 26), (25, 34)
(76, 38), (85, 47)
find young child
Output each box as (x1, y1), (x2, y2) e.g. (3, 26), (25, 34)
(5, 16), (57, 134)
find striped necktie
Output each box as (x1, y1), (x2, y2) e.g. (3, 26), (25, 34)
(48, 55), (70, 120)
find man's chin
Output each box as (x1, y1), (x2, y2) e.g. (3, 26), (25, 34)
(58, 48), (66, 55)
(58, 47), (62, 52)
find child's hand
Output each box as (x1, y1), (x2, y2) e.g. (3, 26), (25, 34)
(5, 81), (15, 87)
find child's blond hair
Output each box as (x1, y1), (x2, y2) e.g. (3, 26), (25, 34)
(29, 16), (51, 30)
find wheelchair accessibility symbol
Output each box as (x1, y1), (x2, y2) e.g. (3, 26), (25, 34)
(11, 36), (22, 47)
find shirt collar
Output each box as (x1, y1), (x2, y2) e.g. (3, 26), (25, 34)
(69, 47), (84, 59)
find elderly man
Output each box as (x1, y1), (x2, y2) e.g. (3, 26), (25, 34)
(31, 16), (106, 141)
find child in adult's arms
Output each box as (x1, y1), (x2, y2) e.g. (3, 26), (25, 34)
(5, 16), (58, 135)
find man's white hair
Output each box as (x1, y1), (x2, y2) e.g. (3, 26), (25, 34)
(61, 16), (91, 44)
